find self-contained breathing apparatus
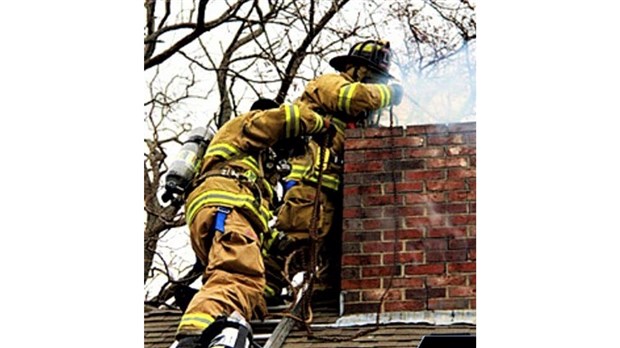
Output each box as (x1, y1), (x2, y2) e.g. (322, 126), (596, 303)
(162, 126), (215, 206)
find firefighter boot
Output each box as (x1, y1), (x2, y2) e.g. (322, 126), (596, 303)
(200, 311), (253, 348)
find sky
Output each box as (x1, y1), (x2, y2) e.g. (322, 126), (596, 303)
(2, 1), (620, 347)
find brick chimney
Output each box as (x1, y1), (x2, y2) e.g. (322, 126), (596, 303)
(340, 123), (476, 315)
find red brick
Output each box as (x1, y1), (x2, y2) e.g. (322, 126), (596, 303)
(362, 218), (399, 231)
(383, 206), (426, 218)
(384, 181), (424, 193)
(393, 136), (425, 147)
(342, 207), (383, 219)
(433, 203), (468, 214)
(344, 161), (384, 173)
(383, 252), (423, 264)
(385, 159), (425, 171)
(365, 148), (404, 160)
(404, 170), (445, 181)
(362, 265), (402, 278)
(343, 231), (381, 242)
(362, 289), (402, 301)
(406, 238), (448, 251)
(391, 277), (425, 288)
(343, 291), (360, 302)
(344, 303), (380, 314)
(468, 249), (476, 260)
(342, 194), (362, 207)
(447, 145), (476, 156)
(344, 138), (386, 150)
(427, 250), (468, 262)
(448, 262), (476, 273)
(448, 238), (476, 250)
(363, 241), (402, 253)
(341, 267), (360, 279)
(467, 178), (476, 190)
(342, 254), (381, 266)
(426, 180), (466, 191)
(449, 286), (476, 297)
(406, 124), (449, 135)
(469, 202), (476, 213)
(470, 299), (476, 309)
(448, 215), (476, 225)
(427, 275), (466, 287)
(448, 190), (476, 202)
(447, 168), (476, 179)
(470, 155), (476, 167)
(405, 288), (446, 299)
(382, 228), (424, 240)
(363, 127), (405, 138)
(428, 298), (469, 310)
(468, 225), (476, 237)
(385, 300), (426, 312)
(344, 128), (363, 138)
(364, 194), (402, 206)
(428, 227), (467, 237)
(405, 263), (446, 275)
(341, 278), (381, 290)
(405, 263), (445, 275)
(427, 157), (468, 168)
(405, 192), (446, 204)
(344, 150), (366, 163)
(427, 134), (464, 145)
(405, 216), (446, 229)
(343, 219), (363, 231)
(342, 207), (361, 218)
(406, 147), (444, 158)
(468, 275), (476, 285)
(341, 243), (361, 254)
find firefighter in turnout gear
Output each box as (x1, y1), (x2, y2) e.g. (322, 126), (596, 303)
(263, 39), (404, 300)
(171, 98), (332, 348)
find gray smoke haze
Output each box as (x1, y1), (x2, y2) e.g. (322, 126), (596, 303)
(381, 42), (476, 127)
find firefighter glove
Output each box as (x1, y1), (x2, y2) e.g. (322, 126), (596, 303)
(389, 83), (404, 106)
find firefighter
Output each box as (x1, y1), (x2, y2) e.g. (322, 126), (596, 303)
(171, 98), (333, 348)
(263, 39), (404, 300)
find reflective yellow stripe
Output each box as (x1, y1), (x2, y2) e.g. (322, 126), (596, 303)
(293, 105), (300, 137)
(185, 190), (272, 229)
(354, 42), (381, 52)
(345, 83), (359, 114)
(285, 164), (340, 191)
(240, 155), (260, 174)
(331, 117), (345, 131)
(310, 113), (324, 134)
(262, 178), (274, 201)
(264, 284), (276, 297)
(308, 172), (340, 191)
(178, 313), (215, 331)
(377, 84), (387, 108)
(380, 84), (392, 106)
(338, 82), (359, 113)
(284, 104), (300, 138)
(205, 143), (238, 160)
(286, 164), (310, 181)
(338, 85), (352, 113)
(315, 149), (330, 171)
